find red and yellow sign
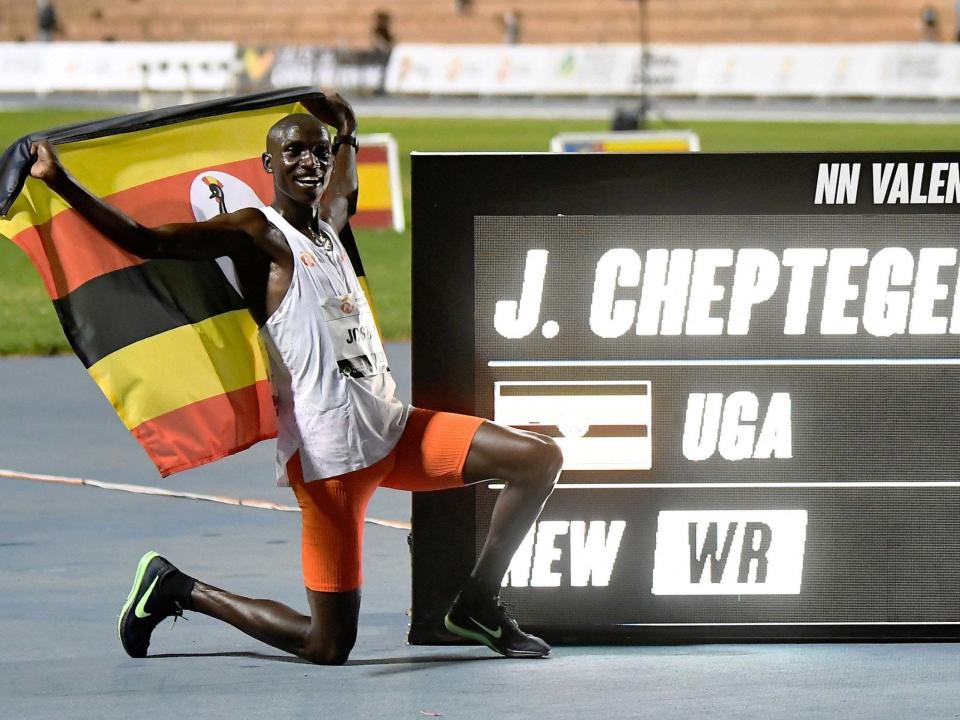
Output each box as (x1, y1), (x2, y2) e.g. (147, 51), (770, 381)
(355, 133), (404, 231)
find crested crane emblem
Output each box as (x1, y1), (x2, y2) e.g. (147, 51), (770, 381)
(201, 176), (228, 215)
(189, 171), (264, 223)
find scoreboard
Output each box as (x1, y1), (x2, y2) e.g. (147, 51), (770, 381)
(409, 152), (960, 643)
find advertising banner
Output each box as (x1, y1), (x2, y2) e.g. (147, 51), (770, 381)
(5, 41), (960, 100)
(386, 42), (960, 99)
(0, 42), (237, 93)
(237, 46), (388, 95)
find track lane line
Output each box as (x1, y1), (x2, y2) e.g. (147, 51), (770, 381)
(0, 467), (411, 530)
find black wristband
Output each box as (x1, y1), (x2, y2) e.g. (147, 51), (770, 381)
(333, 135), (359, 153)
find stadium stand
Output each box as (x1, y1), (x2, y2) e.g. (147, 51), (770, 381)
(0, 0), (956, 46)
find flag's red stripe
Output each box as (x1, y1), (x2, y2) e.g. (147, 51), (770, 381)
(11, 224), (145, 301)
(351, 209), (394, 228)
(11, 156), (275, 299)
(11, 150), (395, 298)
(131, 379), (277, 477)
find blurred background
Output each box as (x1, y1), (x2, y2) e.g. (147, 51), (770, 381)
(3, 0), (960, 355)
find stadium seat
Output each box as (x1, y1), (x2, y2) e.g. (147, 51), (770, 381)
(0, 0), (952, 46)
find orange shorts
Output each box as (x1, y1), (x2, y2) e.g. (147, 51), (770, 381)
(288, 408), (485, 592)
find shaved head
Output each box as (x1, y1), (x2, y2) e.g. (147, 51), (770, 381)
(266, 114), (328, 151)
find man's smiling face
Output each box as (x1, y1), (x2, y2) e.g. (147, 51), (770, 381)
(263, 114), (333, 207)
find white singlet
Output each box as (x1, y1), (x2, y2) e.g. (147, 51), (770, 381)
(257, 206), (409, 485)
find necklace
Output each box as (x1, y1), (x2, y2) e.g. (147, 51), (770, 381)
(305, 225), (334, 252)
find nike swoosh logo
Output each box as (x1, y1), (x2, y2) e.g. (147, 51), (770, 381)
(134, 577), (159, 619)
(469, 616), (502, 639)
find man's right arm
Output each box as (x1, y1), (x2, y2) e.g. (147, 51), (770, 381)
(31, 139), (257, 261)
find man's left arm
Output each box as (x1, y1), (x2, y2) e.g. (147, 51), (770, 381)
(303, 92), (358, 233)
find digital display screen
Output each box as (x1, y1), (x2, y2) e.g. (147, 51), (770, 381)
(475, 213), (960, 627)
(410, 153), (960, 642)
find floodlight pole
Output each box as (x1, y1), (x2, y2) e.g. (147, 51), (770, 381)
(613, 0), (653, 130)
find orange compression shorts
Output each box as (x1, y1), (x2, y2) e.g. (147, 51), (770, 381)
(287, 408), (485, 593)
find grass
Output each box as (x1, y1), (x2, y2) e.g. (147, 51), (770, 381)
(0, 110), (116, 354)
(4, 109), (960, 354)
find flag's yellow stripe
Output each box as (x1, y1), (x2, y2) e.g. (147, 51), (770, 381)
(0, 177), (60, 240)
(358, 275), (383, 336)
(356, 164), (392, 210)
(89, 309), (269, 429)
(2, 104), (302, 237)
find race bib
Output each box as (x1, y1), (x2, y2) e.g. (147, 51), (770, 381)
(320, 293), (389, 378)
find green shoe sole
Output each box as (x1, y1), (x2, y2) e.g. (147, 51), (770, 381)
(444, 613), (549, 658)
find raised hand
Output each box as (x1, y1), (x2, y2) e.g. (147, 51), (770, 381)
(29, 139), (64, 186)
(302, 92), (357, 137)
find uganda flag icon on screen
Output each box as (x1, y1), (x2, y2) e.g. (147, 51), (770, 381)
(493, 381), (653, 471)
(0, 88), (376, 477)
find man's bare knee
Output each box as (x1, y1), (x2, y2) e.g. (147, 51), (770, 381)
(301, 636), (355, 665)
(514, 433), (563, 492)
(301, 588), (360, 664)
(539, 435), (564, 479)
(464, 422), (564, 486)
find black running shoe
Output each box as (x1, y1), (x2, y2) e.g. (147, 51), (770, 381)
(444, 593), (551, 658)
(118, 551), (183, 658)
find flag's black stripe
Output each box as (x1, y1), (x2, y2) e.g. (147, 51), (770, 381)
(514, 425), (649, 438)
(499, 384), (648, 397)
(54, 258), (246, 368)
(339, 222), (365, 277)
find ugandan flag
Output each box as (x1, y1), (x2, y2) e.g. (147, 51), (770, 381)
(0, 88), (375, 477)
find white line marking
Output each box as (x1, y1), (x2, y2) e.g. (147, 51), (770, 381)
(486, 482), (960, 490)
(489, 358), (960, 367)
(0, 468), (411, 530)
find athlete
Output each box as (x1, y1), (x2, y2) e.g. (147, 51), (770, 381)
(29, 92), (561, 664)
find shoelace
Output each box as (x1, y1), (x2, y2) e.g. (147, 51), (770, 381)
(488, 597), (521, 631)
(169, 602), (187, 629)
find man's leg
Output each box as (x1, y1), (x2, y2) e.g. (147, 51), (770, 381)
(380, 409), (561, 657)
(460, 421), (563, 598)
(381, 411), (561, 598)
(118, 553), (360, 664)
(119, 454), (385, 664)
(190, 584), (360, 665)
(436, 421), (561, 657)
